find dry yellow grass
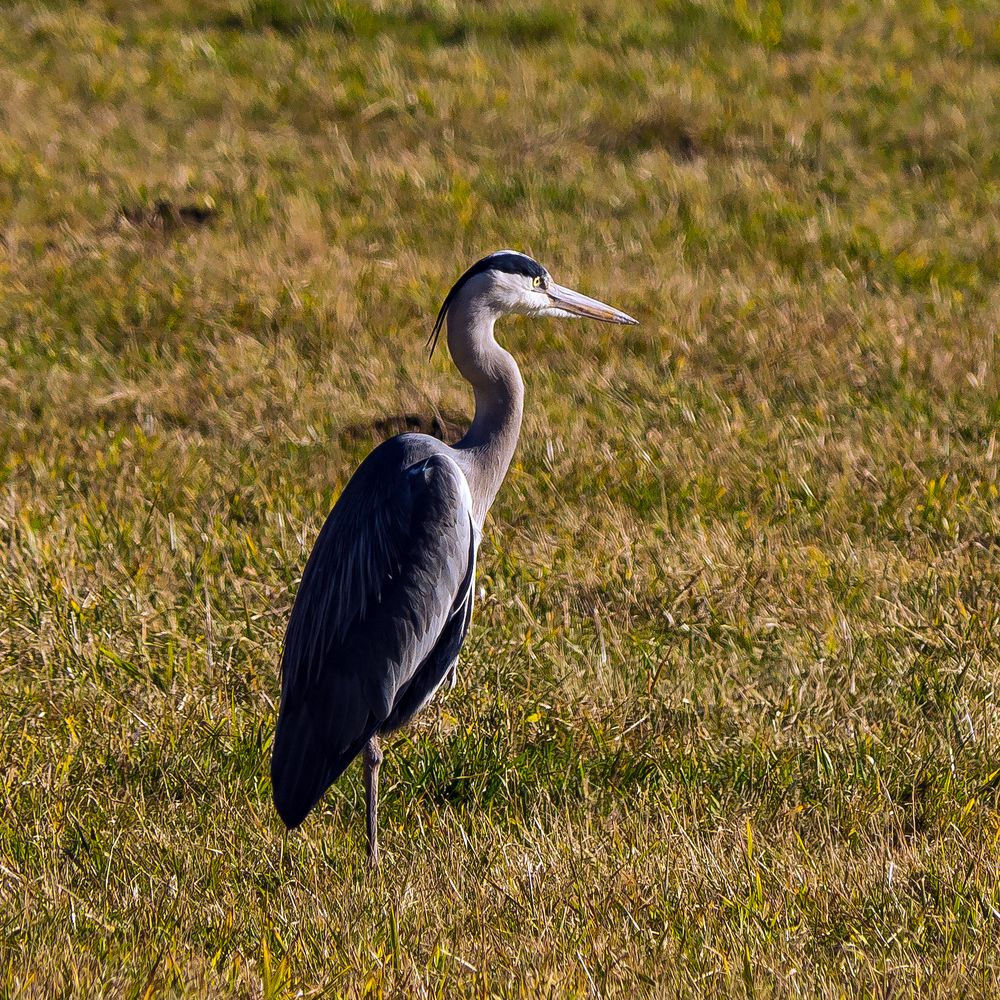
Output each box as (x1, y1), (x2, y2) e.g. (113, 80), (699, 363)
(1, 0), (999, 996)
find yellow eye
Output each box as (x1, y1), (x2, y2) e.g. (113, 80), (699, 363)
(532, 276), (543, 287)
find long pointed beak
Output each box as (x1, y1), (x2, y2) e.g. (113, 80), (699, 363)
(546, 283), (638, 324)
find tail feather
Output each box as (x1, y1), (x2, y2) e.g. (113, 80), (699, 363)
(270, 703), (374, 828)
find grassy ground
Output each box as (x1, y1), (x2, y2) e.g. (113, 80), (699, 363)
(1, 0), (999, 995)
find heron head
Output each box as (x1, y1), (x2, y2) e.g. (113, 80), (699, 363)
(428, 250), (637, 354)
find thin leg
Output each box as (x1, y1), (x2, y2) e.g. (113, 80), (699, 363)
(279, 827), (290, 873)
(363, 736), (384, 868)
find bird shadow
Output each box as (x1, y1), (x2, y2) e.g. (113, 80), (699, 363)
(340, 412), (464, 446)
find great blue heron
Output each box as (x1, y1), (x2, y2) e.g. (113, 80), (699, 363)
(270, 251), (637, 864)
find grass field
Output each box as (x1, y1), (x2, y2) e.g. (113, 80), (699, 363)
(1, 0), (999, 995)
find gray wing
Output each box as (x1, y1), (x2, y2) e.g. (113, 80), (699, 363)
(270, 437), (477, 828)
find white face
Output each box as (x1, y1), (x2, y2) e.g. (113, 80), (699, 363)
(487, 268), (638, 325)
(488, 269), (556, 317)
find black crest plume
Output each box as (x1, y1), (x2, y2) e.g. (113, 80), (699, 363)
(426, 251), (546, 357)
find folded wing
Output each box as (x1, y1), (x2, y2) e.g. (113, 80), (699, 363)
(270, 438), (477, 828)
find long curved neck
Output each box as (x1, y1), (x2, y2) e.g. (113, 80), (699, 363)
(446, 289), (524, 525)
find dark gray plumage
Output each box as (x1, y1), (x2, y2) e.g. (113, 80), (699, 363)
(270, 250), (637, 865)
(271, 439), (476, 829)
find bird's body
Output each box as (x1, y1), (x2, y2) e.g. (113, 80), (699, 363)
(271, 434), (478, 829)
(270, 251), (636, 863)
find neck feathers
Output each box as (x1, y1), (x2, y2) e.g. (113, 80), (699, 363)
(445, 283), (525, 524)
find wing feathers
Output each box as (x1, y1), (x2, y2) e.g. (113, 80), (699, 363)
(270, 438), (477, 827)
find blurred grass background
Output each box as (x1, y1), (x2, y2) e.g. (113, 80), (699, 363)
(1, 0), (999, 996)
